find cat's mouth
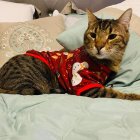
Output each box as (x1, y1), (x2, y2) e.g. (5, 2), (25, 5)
(94, 49), (106, 59)
(86, 47), (110, 60)
(95, 53), (104, 59)
(94, 50), (111, 60)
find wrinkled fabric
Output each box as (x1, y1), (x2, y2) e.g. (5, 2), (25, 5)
(0, 94), (140, 140)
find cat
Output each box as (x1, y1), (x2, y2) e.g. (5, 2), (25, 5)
(0, 8), (140, 100)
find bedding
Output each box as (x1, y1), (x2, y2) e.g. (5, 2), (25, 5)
(0, 15), (65, 67)
(7, 0), (47, 17)
(0, 1), (36, 22)
(0, 1), (140, 140)
(0, 94), (140, 140)
(53, 10), (85, 29)
(108, 0), (140, 17)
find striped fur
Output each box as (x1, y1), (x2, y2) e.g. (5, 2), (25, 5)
(0, 55), (61, 95)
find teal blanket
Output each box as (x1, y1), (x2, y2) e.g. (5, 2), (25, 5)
(0, 94), (140, 140)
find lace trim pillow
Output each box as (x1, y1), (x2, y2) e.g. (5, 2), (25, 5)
(0, 16), (65, 67)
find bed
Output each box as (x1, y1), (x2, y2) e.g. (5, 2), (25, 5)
(0, 0), (140, 140)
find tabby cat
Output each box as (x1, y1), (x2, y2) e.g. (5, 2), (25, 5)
(0, 8), (140, 100)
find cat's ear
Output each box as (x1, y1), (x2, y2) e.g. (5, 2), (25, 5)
(118, 8), (132, 29)
(86, 9), (97, 23)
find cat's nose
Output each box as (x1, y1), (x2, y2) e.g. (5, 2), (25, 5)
(95, 45), (104, 53)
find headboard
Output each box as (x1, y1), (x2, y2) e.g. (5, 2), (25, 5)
(4, 0), (124, 17)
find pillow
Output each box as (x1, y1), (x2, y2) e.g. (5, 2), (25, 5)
(0, 15), (65, 67)
(63, 15), (84, 29)
(53, 10), (84, 29)
(56, 15), (87, 50)
(9, 0), (48, 17)
(0, 1), (36, 22)
(108, 0), (140, 17)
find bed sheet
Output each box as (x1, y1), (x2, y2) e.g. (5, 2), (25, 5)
(0, 94), (140, 140)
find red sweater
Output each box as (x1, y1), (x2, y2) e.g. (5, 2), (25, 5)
(26, 46), (111, 96)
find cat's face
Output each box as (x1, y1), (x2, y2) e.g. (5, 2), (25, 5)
(84, 9), (132, 67)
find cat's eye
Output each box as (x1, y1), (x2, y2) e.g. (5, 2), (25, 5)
(90, 33), (96, 38)
(108, 34), (117, 40)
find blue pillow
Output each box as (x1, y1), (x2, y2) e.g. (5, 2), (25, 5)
(56, 16), (87, 50)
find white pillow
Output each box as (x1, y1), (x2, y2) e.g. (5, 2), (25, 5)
(108, 0), (140, 17)
(0, 1), (36, 22)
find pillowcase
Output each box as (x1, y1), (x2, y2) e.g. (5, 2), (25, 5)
(56, 15), (87, 50)
(53, 10), (84, 29)
(108, 0), (140, 18)
(0, 15), (65, 67)
(10, 0), (48, 17)
(63, 15), (84, 29)
(0, 1), (36, 22)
